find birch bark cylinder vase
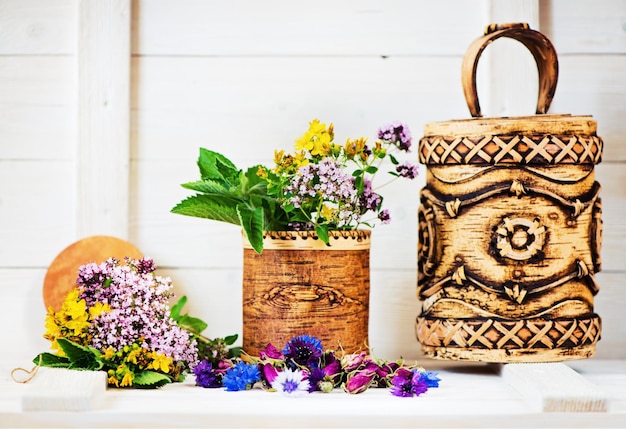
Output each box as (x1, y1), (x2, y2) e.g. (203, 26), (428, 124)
(415, 23), (603, 362)
(242, 230), (370, 356)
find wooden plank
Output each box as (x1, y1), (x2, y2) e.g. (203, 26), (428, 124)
(500, 363), (608, 412)
(0, 0), (75, 55)
(21, 367), (107, 411)
(76, 0), (131, 238)
(0, 161), (75, 267)
(539, 0), (626, 54)
(131, 0), (482, 56)
(0, 57), (75, 160)
(550, 55), (626, 162)
(478, 1), (540, 118)
(130, 56), (468, 162)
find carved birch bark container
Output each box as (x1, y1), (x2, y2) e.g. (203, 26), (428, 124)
(415, 23), (603, 362)
(242, 230), (370, 356)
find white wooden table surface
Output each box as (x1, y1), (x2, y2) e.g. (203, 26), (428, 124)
(1, 359), (625, 428)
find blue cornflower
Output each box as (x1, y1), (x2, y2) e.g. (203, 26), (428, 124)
(283, 335), (323, 367)
(271, 368), (310, 397)
(419, 370), (441, 388)
(193, 360), (221, 388)
(389, 368), (429, 398)
(222, 361), (260, 392)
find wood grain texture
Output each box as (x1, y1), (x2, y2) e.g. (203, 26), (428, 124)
(131, 0), (482, 56)
(76, 0), (131, 238)
(0, 0), (75, 55)
(417, 112), (603, 362)
(242, 231), (371, 356)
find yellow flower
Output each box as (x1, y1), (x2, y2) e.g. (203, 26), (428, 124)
(120, 371), (133, 387)
(103, 347), (116, 360)
(295, 131), (315, 152)
(108, 375), (120, 387)
(320, 204), (336, 221)
(150, 352), (173, 373)
(295, 119), (335, 155)
(89, 302), (110, 319)
(44, 309), (61, 339)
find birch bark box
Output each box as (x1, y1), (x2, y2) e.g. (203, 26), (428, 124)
(415, 23), (603, 362)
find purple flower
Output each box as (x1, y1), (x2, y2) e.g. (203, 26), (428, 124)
(395, 162), (419, 179)
(378, 209), (391, 225)
(390, 368), (429, 397)
(271, 368), (310, 397)
(222, 361), (260, 392)
(261, 363), (279, 386)
(341, 351), (367, 372)
(344, 370), (376, 394)
(357, 180), (382, 213)
(378, 121), (412, 151)
(193, 360), (221, 388)
(283, 335), (323, 367)
(259, 343), (284, 360)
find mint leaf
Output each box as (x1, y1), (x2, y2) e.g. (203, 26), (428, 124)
(56, 338), (103, 371)
(315, 224), (330, 245)
(181, 180), (231, 194)
(132, 371), (172, 389)
(237, 205), (264, 253)
(198, 148), (239, 183)
(171, 195), (240, 225)
(33, 352), (70, 368)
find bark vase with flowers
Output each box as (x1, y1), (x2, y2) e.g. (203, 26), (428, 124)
(173, 119), (418, 356)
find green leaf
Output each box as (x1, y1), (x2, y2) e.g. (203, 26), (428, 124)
(56, 338), (103, 371)
(354, 176), (364, 193)
(352, 169), (363, 177)
(241, 165), (269, 195)
(237, 205), (264, 253)
(171, 195), (241, 225)
(33, 352), (70, 368)
(228, 346), (243, 359)
(365, 165), (378, 174)
(315, 224), (330, 245)
(389, 154), (399, 165)
(198, 148), (240, 183)
(132, 371), (172, 389)
(170, 295), (187, 322)
(181, 180), (230, 195)
(177, 314), (208, 335)
(223, 334), (238, 345)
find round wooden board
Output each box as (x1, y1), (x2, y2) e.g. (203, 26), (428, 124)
(43, 236), (143, 311)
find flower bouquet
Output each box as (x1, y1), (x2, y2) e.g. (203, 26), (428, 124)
(172, 119), (418, 253)
(33, 257), (204, 388)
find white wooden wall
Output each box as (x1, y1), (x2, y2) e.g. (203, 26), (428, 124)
(1, 0), (625, 362)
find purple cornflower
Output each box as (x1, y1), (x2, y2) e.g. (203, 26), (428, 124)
(378, 121), (412, 151)
(283, 335), (323, 367)
(390, 368), (429, 397)
(271, 368), (310, 397)
(395, 162), (419, 179)
(222, 361), (260, 391)
(259, 343), (284, 360)
(193, 360), (221, 388)
(307, 352), (341, 392)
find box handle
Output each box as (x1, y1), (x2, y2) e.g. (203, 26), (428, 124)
(461, 23), (559, 118)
